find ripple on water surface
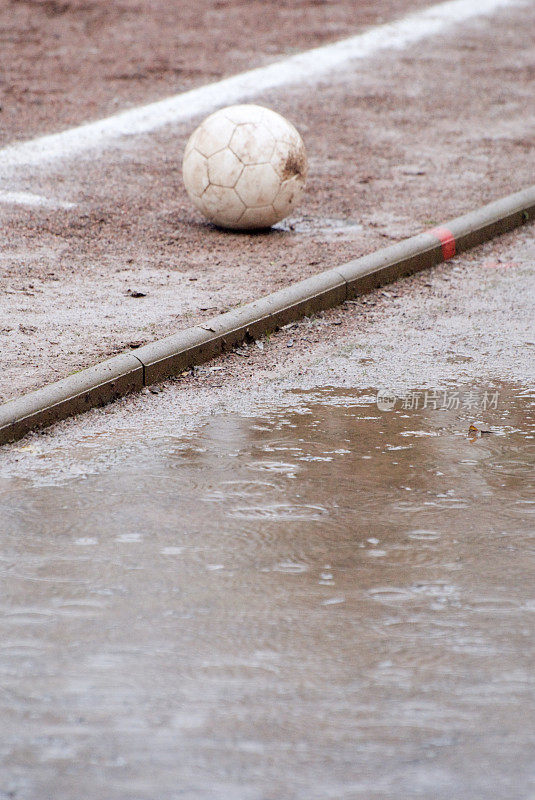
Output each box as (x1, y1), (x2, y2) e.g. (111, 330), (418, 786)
(0, 381), (534, 797)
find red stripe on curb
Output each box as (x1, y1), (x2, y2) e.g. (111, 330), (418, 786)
(430, 226), (456, 259)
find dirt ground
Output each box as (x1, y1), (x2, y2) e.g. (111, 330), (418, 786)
(0, 0), (534, 403)
(0, 0), (434, 143)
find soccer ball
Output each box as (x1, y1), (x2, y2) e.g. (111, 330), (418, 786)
(182, 104), (307, 230)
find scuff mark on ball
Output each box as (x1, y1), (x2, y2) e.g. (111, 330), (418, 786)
(283, 148), (307, 181)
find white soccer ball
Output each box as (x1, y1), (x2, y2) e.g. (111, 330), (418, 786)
(182, 104), (307, 230)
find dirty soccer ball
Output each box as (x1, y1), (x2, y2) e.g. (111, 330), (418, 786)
(182, 104), (307, 230)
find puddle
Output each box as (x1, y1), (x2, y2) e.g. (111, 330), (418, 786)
(273, 215), (363, 240)
(0, 382), (534, 797)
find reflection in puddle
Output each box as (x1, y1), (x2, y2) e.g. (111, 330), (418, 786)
(0, 382), (534, 798)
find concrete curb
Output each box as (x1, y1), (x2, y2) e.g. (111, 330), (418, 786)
(1, 185), (534, 445)
(0, 354), (144, 445)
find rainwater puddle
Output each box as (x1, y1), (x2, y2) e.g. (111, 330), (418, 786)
(273, 215), (363, 240)
(0, 381), (534, 798)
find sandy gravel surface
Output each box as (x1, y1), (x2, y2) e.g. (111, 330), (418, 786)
(1, 0), (534, 402)
(0, 0), (433, 143)
(2, 224), (533, 464)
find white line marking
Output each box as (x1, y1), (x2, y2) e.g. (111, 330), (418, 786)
(0, 0), (525, 173)
(0, 191), (76, 209)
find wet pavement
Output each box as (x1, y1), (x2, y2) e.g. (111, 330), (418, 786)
(1, 381), (534, 799)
